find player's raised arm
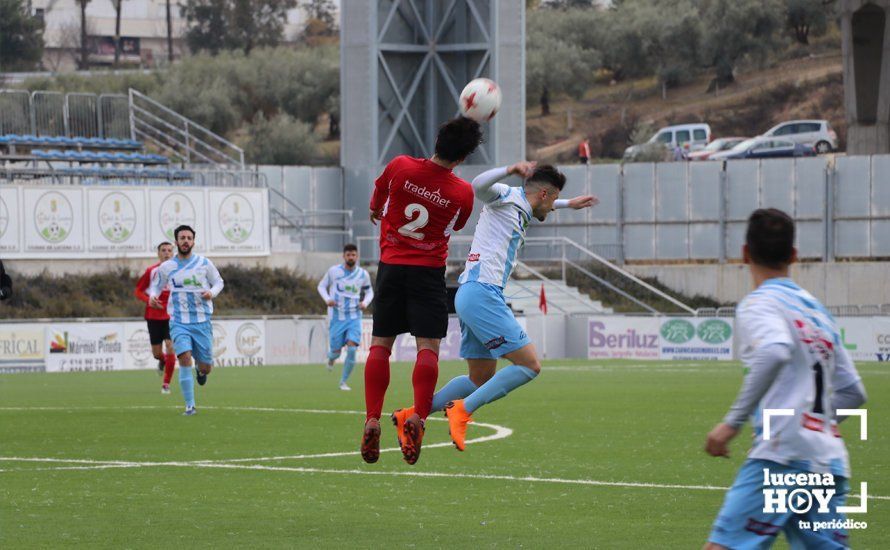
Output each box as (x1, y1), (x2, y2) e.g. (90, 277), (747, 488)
(553, 195), (599, 210)
(471, 161), (536, 203)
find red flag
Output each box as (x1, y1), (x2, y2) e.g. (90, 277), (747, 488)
(539, 283), (548, 314)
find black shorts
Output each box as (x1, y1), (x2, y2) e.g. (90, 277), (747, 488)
(372, 261), (448, 339)
(146, 319), (171, 346)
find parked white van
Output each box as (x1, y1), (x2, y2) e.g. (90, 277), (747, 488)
(623, 123), (712, 161)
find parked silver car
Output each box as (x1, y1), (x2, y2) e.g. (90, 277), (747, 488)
(761, 120), (838, 154)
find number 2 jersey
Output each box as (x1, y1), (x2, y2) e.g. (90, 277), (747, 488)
(370, 155), (475, 268)
(738, 278), (862, 477)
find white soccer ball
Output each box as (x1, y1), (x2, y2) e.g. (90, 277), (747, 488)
(459, 78), (502, 123)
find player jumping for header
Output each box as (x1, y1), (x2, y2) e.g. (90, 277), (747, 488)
(703, 208), (867, 549)
(134, 241), (177, 393)
(149, 225), (224, 416)
(362, 117), (482, 465)
(392, 162), (597, 452)
(317, 243), (374, 391)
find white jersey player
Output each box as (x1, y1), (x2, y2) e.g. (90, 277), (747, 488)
(392, 162), (597, 453)
(705, 208), (867, 550)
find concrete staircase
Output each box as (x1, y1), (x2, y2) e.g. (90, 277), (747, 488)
(503, 279), (611, 314)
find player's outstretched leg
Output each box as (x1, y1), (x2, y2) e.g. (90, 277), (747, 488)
(361, 344), (391, 463)
(447, 346), (540, 451)
(339, 344), (357, 391)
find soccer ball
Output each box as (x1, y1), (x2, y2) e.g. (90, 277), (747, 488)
(459, 78), (501, 122)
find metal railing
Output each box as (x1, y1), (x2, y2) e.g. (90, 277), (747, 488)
(128, 89), (244, 168)
(268, 186), (354, 245)
(1, 90), (131, 139)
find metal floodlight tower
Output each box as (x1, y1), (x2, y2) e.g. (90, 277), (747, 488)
(341, 0), (525, 170)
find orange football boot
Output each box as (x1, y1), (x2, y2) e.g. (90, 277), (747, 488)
(390, 407), (414, 449)
(444, 399), (473, 451)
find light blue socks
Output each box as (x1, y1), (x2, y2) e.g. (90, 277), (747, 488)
(341, 345), (357, 384)
(432, 375), (479, 413)
(328, 349), (341, 362)
(179, 365), (195, 409)
(464, 365), (538, 414)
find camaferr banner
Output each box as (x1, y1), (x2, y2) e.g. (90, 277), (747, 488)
(211, 320), (266, 367)
(2, 185), (269, 259)
(658, 318), (734, 360)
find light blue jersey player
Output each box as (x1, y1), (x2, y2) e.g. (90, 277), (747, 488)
(317, 244), (374, 390)
(149, 225), (224, 416)
(428, 162), (596, 450)
(704, 209), (867, 550)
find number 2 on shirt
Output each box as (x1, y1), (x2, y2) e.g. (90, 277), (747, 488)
(398, 203), (429, 240)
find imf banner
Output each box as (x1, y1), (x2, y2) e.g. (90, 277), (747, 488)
(658, 317), (734, 360)
(3, 184), (269, 259)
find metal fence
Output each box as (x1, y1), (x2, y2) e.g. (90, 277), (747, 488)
(540, 157), (890, 263)
(1, 167), (268, 188)
(1, 90), (131, 139)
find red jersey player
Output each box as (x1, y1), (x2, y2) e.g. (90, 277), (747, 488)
(134, 241), (176, 393)
(362, 117), (482, 465)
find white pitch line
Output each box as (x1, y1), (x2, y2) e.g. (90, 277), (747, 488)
(1, 459), (887, 502)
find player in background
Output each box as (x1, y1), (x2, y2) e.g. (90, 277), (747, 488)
(392, 163), (596, 451)
(149, 225), (224, 416)
(703, 208), (867, 549)
(134, 241), (177, 393)
(317, 243), (374, 391)
(362, 116), (482, 465)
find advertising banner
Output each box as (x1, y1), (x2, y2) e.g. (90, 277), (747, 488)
(211, 319), (266, 367)
(208, 190), (266, 253)
(0, 186), (19, 252)
(587, 316), (661, 359)
(87, 188), (147, 253)
(45, 323), (124, 372)
(0, 324), (45, 373)
(659, 317), (734, 360)
(23, 187), (85, 253)
(836, 317), (890, 363)
(123, 321), (159, 371)
(149, 188), (206, 253)
(265, 318), (328, 365)
(6, 185), (269, 259)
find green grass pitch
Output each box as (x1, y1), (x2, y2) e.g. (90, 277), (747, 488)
(1, 360), (887, 548)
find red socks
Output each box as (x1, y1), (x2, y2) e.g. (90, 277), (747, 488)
(163, 353), (176, 385)
(364, 345), (391, 421)
(412, 349), (439, 419)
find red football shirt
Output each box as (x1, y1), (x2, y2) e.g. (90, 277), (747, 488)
(370, 156), (475, 268)
(134, 262), (170, 321)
